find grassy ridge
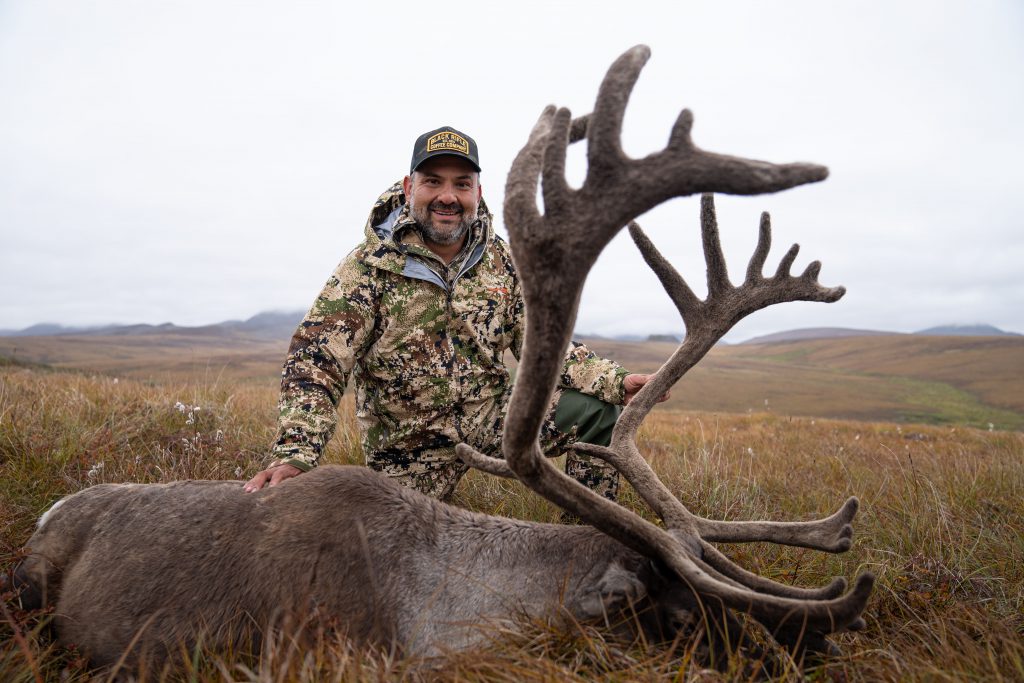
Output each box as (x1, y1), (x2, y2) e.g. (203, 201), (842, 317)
(581, 335), (1024, 430)
(3, 333), (1022, 430)
(0, 333), (288, 383)
(734, 335), (1024, 411)
(1, 361), (1022, 680)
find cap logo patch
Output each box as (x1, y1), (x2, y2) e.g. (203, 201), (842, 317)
(426, 131), (470, 155)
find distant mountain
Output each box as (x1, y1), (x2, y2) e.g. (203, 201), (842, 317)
(742, 327), (899, 345)
(232, 310), (305, 332)
(82, 323), (178, 337)
(0, 311), (305, 341)
(0, 322), (106, 337)
(576, 333), (673, 343)
(3, 316), (1019, 343)
(742, 324), (1021, 345)
(915, 324), (1020, 337)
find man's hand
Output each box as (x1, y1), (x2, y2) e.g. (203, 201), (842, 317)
(243, 463), (302, 493)
(623, 373), (671, 405)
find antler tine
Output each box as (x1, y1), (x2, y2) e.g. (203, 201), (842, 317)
(628, 221), (701, 322)
(694, 497), (860, 553)
(675, 535), (850, 603)
(667, 109), (696, 152)
(455, 443), (516, 479)
(698, 541), (849, 600)
(673, 558), (876, 635)
(586, 45), (649, 175)
(572, 442), (690, 529)
(504, 105), (556, 239)
(775, 243), (800, 278)
(541, 108), (574, 224)
(569, 114), (590, 143)
(701, 193), (731, 298)
(745, 211), (772, 284)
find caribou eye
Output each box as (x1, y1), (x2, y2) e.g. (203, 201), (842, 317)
(667, 610), (694, 635)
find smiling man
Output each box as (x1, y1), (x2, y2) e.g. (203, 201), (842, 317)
(245, 126), (662, 499)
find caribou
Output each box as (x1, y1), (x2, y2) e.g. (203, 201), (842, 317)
(13, 45), (873, 671)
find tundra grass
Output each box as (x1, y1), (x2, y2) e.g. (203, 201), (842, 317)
(1, 362), (1022, 681)
(882, 375), (1024, 430)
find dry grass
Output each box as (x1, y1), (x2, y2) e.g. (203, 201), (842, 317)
(1, 360), (1022, 681)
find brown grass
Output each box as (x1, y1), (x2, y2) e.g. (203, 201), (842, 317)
(1, 359), (1022, 681)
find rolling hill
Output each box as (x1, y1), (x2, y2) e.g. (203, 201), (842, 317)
(1, 330), (1021, 430)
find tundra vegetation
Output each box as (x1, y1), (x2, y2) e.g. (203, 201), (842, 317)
(1, 358), (1021, 681)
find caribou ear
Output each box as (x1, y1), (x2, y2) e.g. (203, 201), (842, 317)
(10, 559), (46, 611)
(572, 562), (648, 621)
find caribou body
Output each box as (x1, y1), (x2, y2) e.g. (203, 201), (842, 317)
(14, 44), (874, 671)
(17, 466), (700, 665)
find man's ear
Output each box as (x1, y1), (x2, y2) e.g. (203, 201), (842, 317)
(402, 174), (413, 198)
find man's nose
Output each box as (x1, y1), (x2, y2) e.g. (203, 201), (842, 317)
(437, 184), (458, 204)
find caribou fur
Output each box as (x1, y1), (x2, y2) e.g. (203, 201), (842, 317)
(15, 466), (700, 667)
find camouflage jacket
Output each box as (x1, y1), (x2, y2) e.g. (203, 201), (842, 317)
(271, 182), (629, 471)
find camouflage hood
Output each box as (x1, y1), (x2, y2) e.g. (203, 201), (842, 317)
(358, 181), (495, 279)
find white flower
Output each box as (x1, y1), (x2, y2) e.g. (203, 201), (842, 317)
(175, 401), (186, 413)
(234, 466), (243, 478)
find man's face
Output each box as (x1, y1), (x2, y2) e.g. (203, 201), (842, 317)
(403, 156), (482, 248)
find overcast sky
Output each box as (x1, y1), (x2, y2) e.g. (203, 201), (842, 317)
(2, 1), (1022, 342)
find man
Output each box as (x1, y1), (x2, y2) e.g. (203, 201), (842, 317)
(245, 126), (662, 500)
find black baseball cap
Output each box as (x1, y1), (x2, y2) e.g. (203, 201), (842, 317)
(410, 125), (481, 174)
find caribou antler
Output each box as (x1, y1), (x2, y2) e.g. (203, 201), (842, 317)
(456, 44), (873, 654)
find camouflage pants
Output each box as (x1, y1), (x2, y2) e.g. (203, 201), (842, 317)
(367, 389), (622, 502)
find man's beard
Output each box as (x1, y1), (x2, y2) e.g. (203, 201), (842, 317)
(409, 199), (475, 246)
